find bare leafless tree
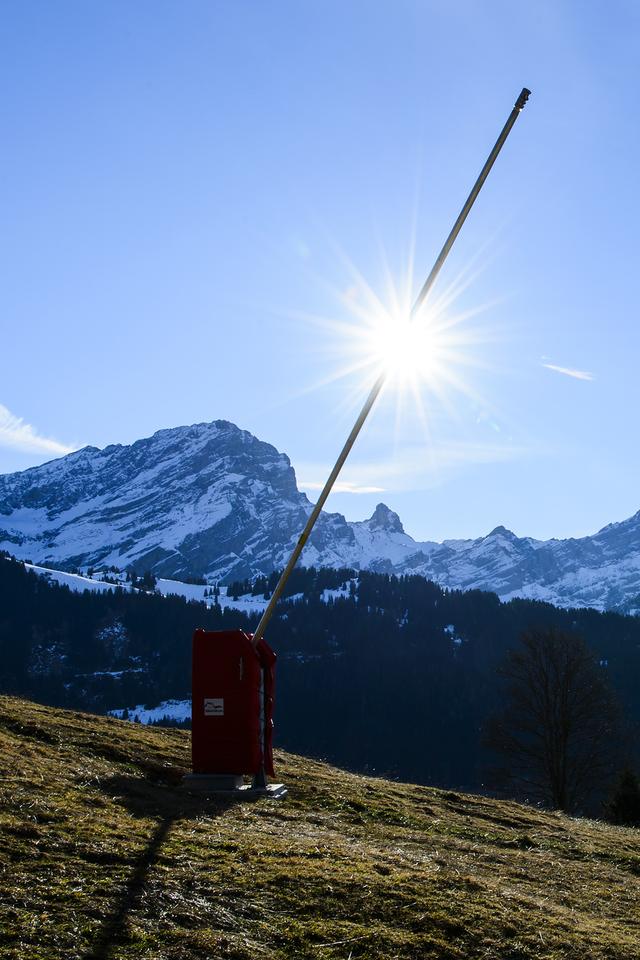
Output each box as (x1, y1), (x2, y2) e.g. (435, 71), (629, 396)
(486, 627), (622, 812)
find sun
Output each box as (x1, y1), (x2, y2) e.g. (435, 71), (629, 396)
(367, 304), (448, 385)
(283, 239), (496, 433)
(337, 260), (491, 421)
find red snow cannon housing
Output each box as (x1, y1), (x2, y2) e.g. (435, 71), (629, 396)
(191, 629), (276, 777)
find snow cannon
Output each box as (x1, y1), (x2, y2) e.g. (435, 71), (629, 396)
(183, 88), (530, 798)
(183, 629), (286, 797)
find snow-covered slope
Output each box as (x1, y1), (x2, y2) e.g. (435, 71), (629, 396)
(18, 562), (271, 614)
(2, 419), (640, 613)
(0, 421), (313, 581)
(22, 563), (134, 595)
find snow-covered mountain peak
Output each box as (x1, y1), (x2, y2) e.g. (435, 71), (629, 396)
(0, 419), (305, 580)
(486, 525), (518, 541)
(366, 502), (405, 534)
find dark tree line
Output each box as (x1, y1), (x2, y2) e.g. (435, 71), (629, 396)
(1, 554), (639, 803)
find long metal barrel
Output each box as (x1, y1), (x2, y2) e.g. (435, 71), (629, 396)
(252, 87), (530, 647)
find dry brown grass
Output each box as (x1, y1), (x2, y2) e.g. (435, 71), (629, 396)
(1, 695), (639, 959)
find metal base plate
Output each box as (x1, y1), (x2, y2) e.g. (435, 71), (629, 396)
(182, 774), (287, 799)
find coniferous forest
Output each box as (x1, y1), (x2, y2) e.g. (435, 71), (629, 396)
(2, 553), (639, 800)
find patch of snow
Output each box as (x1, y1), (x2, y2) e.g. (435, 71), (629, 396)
(156, 578), (208, 601)
(109, 699), (191, 724)
(216, 587), (270, 613)
(321, 584), (353, 603)
(77, 668), (145, 679)
(23, 563), (132, 595)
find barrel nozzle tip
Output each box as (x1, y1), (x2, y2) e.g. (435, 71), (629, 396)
(516, 88), (531, 110)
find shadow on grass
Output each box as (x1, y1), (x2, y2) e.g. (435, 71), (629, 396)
(84, 773), (243, 960)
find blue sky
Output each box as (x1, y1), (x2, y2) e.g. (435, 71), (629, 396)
(2, 1), (640, 542)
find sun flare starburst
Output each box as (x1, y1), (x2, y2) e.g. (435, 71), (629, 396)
(294, 244), (499, 439)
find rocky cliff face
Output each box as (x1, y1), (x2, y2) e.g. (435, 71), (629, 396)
(1, 419), (640, 612)
(0, 421), (319, 580)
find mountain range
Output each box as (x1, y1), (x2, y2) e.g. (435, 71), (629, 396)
(1, 418), (640, 613)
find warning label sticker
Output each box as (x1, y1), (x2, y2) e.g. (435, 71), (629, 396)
(204, 698), (224, 717)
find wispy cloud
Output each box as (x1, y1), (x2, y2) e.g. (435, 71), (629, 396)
(296, 440), (530, 497)
(299, 479), (385, 494)
(542, 362), (594, 382)
(0, 404), (76, 456)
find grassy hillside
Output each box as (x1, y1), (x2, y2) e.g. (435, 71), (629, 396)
(1, 698), (639, 959)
